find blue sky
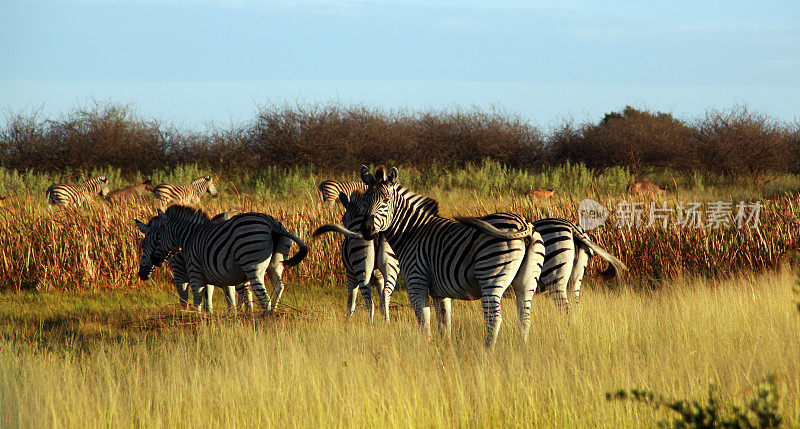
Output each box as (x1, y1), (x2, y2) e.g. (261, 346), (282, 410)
(1, 0), (798, 128)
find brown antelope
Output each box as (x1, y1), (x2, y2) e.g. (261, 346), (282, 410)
(528, 189), (555, 201)
(105, 179), (156, 205)
(627, 179), (667, 196)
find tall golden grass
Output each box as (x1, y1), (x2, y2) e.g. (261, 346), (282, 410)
(1, 270), (798, 427)
(1, 187), (797, 291)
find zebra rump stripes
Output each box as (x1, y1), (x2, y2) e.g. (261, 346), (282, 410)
(318, 180), (369, 204)
(532, 218), (627, 312)
(46, 176), (110, 207)
(135, 205), (308, 312)
(359, 165), (545, 348)
(155, 176), (218, 205)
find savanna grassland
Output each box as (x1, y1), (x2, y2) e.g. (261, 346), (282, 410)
(2, 104), (800, 427)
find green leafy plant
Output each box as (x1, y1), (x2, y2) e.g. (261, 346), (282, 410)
(606, 376), (782, 428)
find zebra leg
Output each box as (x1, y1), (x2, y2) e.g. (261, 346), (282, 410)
(433, 297), (452, 340)
(237, 283), (253, 312)
(204, 284), (215, 313)
(346, 285), (359, 318)
(371, 273), (388, 323)
(512, 235), (545, 342)
(480, 291), (504, 349)
(174, 280), (190, 310)
(406, 281), (432, 338)
(568, 248), (591, 312)
(246, 266), (272, 312)
(191, 284), (205, 312)
(188, 275), (209, 313)
(358, 279), (375, 324)
(550, 289), (571, 314)
(223, 286), (237, 315)
(266, 253), (285, 312)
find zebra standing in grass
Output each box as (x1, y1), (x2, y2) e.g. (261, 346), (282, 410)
(135, 205), (308, 312)
(318, 180), (368, 205)
(532, 218), (626, 313)
(154, 176), (218, 206)
(144, 210), (253, 312)
(357, 165), (545, 348)
(46, 176), (110, 208)
(312, 189), (401, 323)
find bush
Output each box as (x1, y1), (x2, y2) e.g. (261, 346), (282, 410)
(692, 106), (789, 180)
(606, 376), (782, 428)
(548, 106), (694, 176)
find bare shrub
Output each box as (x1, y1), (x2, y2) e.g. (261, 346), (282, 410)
(692, 106), (789, 180)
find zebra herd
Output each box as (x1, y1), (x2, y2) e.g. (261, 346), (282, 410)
(45, 175), (218, 208)
(314, 166), (626, 347)
(49, 166), (626, 347)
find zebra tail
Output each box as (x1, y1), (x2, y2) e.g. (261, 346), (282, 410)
(454, 216), (532, 240)
(45, 186), (55, 205)
(311, 223), (364, 239)
(571, 229), (628, 280)
(274, 229), (309, 267)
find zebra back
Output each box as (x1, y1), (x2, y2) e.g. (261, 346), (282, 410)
(46, 175), (110, 207)
(318, 180), (369, 205)
(155, 176), (218, 205)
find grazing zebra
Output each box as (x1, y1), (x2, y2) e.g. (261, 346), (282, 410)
(135, 205), (308, 312)
(312, 190), (401, 323)
(105, 179), (156, 205)
(45, 176), (110, 208)
(358, 165), (545, 348)
(532, 218), (627, 313)
(160, 210), (253, 312)
(318, 180), (368, 205)
(154, 176), (218, 206)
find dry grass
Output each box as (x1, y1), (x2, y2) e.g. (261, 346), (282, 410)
(1, 182), (798, 291)
(0, 271), (798, 427)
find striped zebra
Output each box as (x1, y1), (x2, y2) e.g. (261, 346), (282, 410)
(312, 189), (401, 323)
(155, 210), (253, 312)
(318, 180), (368, 205)
(357, 165), (545, 348)
(154, 176), (218, 206)
(135, 205), (308, 312)
(45, 176), (110, 208)
(532, 218), (627, 313)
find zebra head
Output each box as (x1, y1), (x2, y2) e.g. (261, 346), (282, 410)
(339, 189), (367, 231)
(204, 176), (218, 197)
(134, 210), (174, 281)
(96, 176), (110, 197)
(359, 165), (399, 240)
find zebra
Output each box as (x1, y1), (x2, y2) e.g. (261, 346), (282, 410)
(318, 180), (368, 205)
(312, 189), (401, 323)
(531, 218), (627, 313)
(148, 210), (253, 312)
(135, 205), (308, 312)
(357, 165), (545, 348)
(45, 176), (110, 208)
(154, 176), (218, 206)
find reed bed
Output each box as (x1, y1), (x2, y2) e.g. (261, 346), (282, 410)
(1, 180), (798, 291)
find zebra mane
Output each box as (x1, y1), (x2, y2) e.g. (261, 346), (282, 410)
(191, 176), (210, 185)
(398, 186), (439, 217)
(164, 205), (212, 223)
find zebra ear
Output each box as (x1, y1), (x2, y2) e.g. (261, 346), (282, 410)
(360, 165), (375, 186)
(135, 219), (150, 234)
(338, 192), (349, 207)
(387, 167), (398, 184)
